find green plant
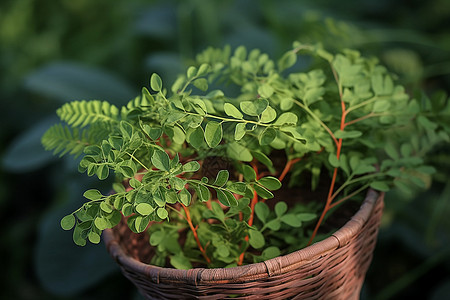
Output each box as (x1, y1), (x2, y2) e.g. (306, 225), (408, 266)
(42, 42), (449, 268)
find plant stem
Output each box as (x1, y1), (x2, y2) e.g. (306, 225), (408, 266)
(125, 152), (149, 171)
(278, 158), (301, 182)
(308, 64), (346, 246)
(328, 184), (370, 210)
(344, 112), (390, 127)
(248, 190), (259, 227)
(181, 203), (211, 264)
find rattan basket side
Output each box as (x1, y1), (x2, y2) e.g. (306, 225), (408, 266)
(104, 189), (384, 300)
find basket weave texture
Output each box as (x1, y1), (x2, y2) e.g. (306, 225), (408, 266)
(104, 189), (384, 300)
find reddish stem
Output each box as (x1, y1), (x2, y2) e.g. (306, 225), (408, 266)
(247, 190), (259, 227)
(308, 69), (348, 245)
(181, 203), (211, 264)
(278, 158), (301, 182)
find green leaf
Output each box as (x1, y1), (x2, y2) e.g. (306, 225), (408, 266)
(204, 121), (223, 148)
(170, 254), (193, 270)
(207, 201), (224, 221)
(136, 203), (154, 216)
(197, 63), (210, 76)
(240, 99), (269, 116)
(152, 150), (170, 171)
(119, 121), (133, 140)
(196, 184), (211, 201)
(278, 51), (297, 71)
(373, 100), (390, 112)
(122, 203), (133, 216)
(88, 232), (101, 244)
(249, 229), (265, 249)
(96, 164), (109, 180)
(165, 190), (179, 204)
(262, 246), (281, 260)
(94, 217), (108, 230)
(224, 103), (243, 119)
(193, 78), (208, 91)
(213, 170), (229, 187)
(150, 73), (162, 92)
(251, 151), (273, 169)
(227, 182), (247, 195)
(260, 106), (277, 123)
(370, 181), (390, 192)
(254, 202), (270, 223)
(334, 130), (362, 139)
(61, 215), (76, 230)
(259, 127), (277, 146)
(157, 207), (169, 219)
(216, 189), (238, 207)
(100, 202), (113, 213)
(353, 164), (376, 175)
(227, 142), (253, 162)
(186, 126), (205, 149)
(242, 165), (256, 182)
(171, 126), (185, 144)
(149, 230), (164, 246)
(385, 143), (399, 160)
(297, 213), (317, 222)
(254, 184), (274, 199)
(234, 123), (246, 140)
(417, 115), (438, 130)
(274, 112), (298, 126)
(266, 219), (281, 231)
(280, 214), (301, 227)
(183, 161), (200, 172)
(83, 189), (103, 201)
(178, 188), (191, 206)
(275, 201), (288, 217)
(328, 153), (340, 168)
(165, 111), (186, 124)
(258, 84), (274, 98)
(258, 176), (281, 190)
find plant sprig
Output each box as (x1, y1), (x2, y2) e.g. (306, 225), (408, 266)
(43, 41), (450, 266)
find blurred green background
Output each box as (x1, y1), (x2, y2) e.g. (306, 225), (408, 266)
(1, 0), (449, 299)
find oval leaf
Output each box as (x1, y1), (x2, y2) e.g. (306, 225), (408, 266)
(83, 189), (103, 201)
(234, 123), (246, 140)
(224, 103), (243, 119)
(204, 121), (223, 148)
(60, 215), (75, 231)
(150, 73), (162, 92)
(257, 176), (282, 190)
(152, 150), (170, 171)
(249, 229), (265, 249)
(136, 203), (154, 216)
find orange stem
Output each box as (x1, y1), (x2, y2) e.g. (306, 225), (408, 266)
(248, 190), (258, 227)
(181, 203), (211, 264)
(308, 67), (347, 246)
(278, 158), (301, 182)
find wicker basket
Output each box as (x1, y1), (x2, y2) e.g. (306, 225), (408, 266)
(104, 189), (384, 300)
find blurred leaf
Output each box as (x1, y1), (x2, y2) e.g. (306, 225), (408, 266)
(2, 117), (57, 173)
(134, 4), (177, 39)
(25, 62), (135, 103)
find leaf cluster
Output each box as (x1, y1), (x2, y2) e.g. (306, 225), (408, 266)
(43, 42), (450, 267)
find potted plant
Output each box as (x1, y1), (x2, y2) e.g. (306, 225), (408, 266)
(42, 42), (448, 299)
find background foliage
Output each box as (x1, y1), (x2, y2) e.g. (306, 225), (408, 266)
(1, 0), (449, 299)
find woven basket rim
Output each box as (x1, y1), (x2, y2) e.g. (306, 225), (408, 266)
(103, 189), (382, 285)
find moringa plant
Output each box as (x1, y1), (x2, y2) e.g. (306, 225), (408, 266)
(42, 42), (449, 268)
